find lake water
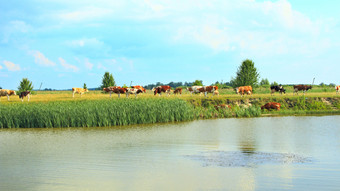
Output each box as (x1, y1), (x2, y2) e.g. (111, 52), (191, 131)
(1, 116), (340, 191)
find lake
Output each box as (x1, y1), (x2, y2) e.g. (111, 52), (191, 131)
(1, 116), (340, 191)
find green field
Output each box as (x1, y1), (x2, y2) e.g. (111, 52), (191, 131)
(0, 85), (339, 128)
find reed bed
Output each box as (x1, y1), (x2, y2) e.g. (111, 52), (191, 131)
(0, 99), (195, 128)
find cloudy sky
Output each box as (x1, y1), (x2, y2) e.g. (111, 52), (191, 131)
(1, 0), (340, 89)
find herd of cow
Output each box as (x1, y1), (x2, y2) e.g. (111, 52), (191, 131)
(1, 84), (340, 103)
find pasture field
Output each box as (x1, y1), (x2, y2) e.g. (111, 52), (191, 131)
(0, 85), (339, 128)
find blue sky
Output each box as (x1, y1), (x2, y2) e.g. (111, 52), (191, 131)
(1, 0), (340, 89)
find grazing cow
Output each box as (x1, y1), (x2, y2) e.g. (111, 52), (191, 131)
(173, 87), (182, 95)
(111, 86), (127, 98)
(196, 86), (219, 97)
(214, 104), (232, 111)
(270, 85), (286, 96)
(261, 102), (281, 111)
(131, 85), (146, 93)
(152, 85), (171, 96)
(236, 86), (253, 96)
(19, 91), (31, 102)
(293, 85), (312, 95)
(335, 85), (340, 94)
(0, 89), (16, 101)
(103, 86), (121, 97)
(186, 86), (204, 96)
(126, 88), (143, 98)
(72, 87), (89, 97)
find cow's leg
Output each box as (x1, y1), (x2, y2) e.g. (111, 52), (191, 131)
(118, 93), (120, 98)
(135, 93), (138, 98)
(27, 94), (30, 102)
(7, 95), (10, 101)
(72, 92), (75, 98)
(110, 91), (112, 97)
(126, 93), (129, 98)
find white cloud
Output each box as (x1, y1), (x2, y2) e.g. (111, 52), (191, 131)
(3, 60), (21, 71)
(84, 58), (94, 70)
(0, 65), (2, 70)
(57, 7), (113, 23)
(66, 38), (104, 48)
(59, 57), (79, 72)
(31, 51), (56, 67)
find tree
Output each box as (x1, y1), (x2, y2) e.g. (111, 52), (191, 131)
(271, 81), (279, 86)
(260, 78), (270, 86)
(18, 78), (34, 93)
(192, 80), (203, 86)
(83, 83), (88, 90)
(230, 59), (260, 88)
(101, 72), (115, 89)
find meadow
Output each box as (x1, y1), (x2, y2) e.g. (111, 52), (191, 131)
(0, 85), (339, 128)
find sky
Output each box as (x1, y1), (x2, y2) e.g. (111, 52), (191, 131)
(1, 0), (340, 90)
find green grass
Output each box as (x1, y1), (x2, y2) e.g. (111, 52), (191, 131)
(0, 99), (195, 128)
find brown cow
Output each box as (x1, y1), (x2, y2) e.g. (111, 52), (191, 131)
(335, 85), (340, 94)
(152, 85), (171, 96)
(111, 86), (127, 98)
(293, 85), (312, 95)
(173, 87), (182, 95)
(214, 104), (231, 111)
(132, 85), (146, 93)
(103, 86), (121, 97)
(261, 102), (281, 111)
(197, 86), (218, 97)
(236, 86), (252, 96)
(0, 89), (16, 101)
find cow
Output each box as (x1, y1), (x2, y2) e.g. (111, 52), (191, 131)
(235, 86), (253, 96)
(270, 85), (286, 96)
(72, 87), (89, 97)
(186, 86), (204, 96)
(103, 86), (121, 97)
(173, 87), (182, 95)
(335, 85), (340, 94)
(261, 102), (281, 111)
(293, 85), (312, 95)
(0, 89), (16, 101)
(131, 85), (146, 93)
(214, 104), (232, 111)
(152, 85), (171, 96)
(125, 88), (143, 98)
(198, 86), (218, 97)
(19, 91), (31, 102)
(111, 86), (127, 98)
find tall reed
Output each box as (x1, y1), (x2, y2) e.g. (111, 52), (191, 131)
(0, 99), (195, 128)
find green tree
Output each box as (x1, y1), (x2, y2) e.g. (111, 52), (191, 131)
(230, 59), (260, 88)
(192, 80), (203, 86)
(271, 81), (279, 86)
(83, 83), (88, 90)
(260, 78), (270, 86)
(18, 78), (33, 93)
(101, 72), (116, 89)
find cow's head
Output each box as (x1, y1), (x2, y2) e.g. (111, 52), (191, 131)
(235, 87), (239, 94)
(85, 89), (89, 92)
(9, 90), (16, 95)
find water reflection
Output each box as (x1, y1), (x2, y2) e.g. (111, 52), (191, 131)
(1, 116), (340, 191)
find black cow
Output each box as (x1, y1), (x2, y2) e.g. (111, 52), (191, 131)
(270, 85), (286, 96)
(19, 91), (31, 102)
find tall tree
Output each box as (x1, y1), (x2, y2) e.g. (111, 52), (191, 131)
(18, 78), (34, 93)
(83, 83), (88, 90)
(192, 80), (203, 86)
(101, 72), (116, 89)
(231, 59), (259, 87)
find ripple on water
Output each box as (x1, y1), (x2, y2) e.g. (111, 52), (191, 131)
(185, 151), (313, 167)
